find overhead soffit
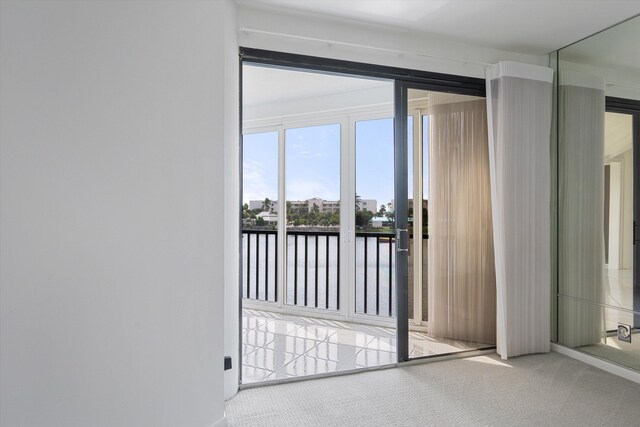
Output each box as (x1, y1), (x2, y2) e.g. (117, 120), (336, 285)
(239, 0), (640, 55)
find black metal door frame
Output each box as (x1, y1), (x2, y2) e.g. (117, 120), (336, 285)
(239, 48), (486, 376)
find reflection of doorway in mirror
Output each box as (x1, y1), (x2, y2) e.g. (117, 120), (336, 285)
(603, 111), (634, 331)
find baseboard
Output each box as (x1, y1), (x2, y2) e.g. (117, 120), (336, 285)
(211, 415), (227, 427)
(551, 343), (640, 385)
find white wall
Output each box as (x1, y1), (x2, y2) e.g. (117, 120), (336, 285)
(223, 0), (241, 401)
(238, 4), (548, 79)
(0, 1), (235, 426)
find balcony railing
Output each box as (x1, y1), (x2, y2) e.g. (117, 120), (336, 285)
(242, 228), (396, 318)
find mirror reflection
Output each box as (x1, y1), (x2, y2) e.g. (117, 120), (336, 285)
(555, 15), (640, 371)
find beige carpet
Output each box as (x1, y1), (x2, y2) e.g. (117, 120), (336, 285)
(225, 352), (640, 426)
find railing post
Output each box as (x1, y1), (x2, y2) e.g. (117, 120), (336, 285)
(376, 236), (380, 316)
(274, 232), (278, 303)
(294, 234), (298, 305)
(304, 234), (308, 307)
(265, 233), (269, 301)
(336, 234), (340, 310)
(246, 232), (251, 299)
(314, 236), (319, 308)
(364, 236), (368, 314)
(325, 235), (330, 309)
(255, 233), (260, 300)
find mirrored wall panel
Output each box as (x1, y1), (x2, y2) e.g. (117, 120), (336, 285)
(554, 15), (640, 371)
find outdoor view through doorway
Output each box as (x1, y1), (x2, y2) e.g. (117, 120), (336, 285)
(240, 62), (496, 384)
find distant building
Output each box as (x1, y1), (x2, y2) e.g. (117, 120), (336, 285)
(307, 197), (341, 214)
(248, 199), (279, 212)
(370, 216), (392, 228)
(358, 199), (376, 213)
(248, 197), (378, 214)
(256, 211), (278, 223)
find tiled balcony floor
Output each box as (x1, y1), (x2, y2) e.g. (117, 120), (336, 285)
(241, 308), (491, 384)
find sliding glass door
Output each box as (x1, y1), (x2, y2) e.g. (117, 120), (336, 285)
(241, 50), (497, 384)
(241, 62), (397, 383)
(395, 83), (497, 361)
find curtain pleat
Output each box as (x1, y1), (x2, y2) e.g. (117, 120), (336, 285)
(486, 62), (553, 359)
(557, 71), (605, 347)
(427, 94), (496, 345)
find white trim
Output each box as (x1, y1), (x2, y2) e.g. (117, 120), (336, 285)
(277, 125), (286, 309)
(487, 61), (554, 83)
(341, 116), (352, 318)
(485, 76), (508, 359)
(551, 343), (640, 384)
(243, 124), (280, 136)
(412, 109), (423, 326)
(607, 162), (622, 269)
(211, 416), (227, 427)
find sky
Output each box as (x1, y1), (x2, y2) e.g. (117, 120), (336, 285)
(243, 118), (427, 210)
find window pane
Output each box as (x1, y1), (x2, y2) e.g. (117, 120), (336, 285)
(242, 131), (278, 302)
(285, 124), (341, 309)
(355, 118), (395, 316)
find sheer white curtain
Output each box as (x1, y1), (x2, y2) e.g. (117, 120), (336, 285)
(427, 93), (496, 345)
(557, 71), (605, 347)
(486, 62), (554, 359)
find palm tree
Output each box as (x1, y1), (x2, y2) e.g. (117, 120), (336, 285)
(262, 197), (272, 212)
(355, 193), (362, 212)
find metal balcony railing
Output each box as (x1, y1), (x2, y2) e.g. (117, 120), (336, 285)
(242, 228), (396, 317)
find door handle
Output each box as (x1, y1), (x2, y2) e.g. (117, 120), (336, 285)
(396, 228), (408, 252)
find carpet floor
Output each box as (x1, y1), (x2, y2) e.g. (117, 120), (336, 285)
(580, 334), (640, 371)
(225, 352), (640, 426)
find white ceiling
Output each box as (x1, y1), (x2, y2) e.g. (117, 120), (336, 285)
(240, 0), (640, 55)
(243, 64), (389, 106)
(560, 15), (640, 71)
(605, 112), (633, 161)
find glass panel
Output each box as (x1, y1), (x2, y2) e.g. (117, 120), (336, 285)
(559, 296), (638, 371)
(242, 63), (395, 383)
(421, 115), (429, 324)
(285, 124), (341, 310)
(557, 109), (636, 364)
(242, 131), (279, 302)
(604, 112), (634, 312)
(407, 116), (415, 321)
(354, 117), (395, 316)
(554, 15), (639, 371)
(405, 88), (496, 359)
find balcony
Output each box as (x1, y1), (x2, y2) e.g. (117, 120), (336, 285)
(242, 308), (488, 384)
(241, 228), (491, 384)
(242, 228), (395, 317)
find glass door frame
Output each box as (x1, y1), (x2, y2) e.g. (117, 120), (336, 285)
(240, 48), (486, 372)
(394, 80), (489, 362)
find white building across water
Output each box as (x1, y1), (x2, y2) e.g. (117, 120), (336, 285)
(249, 198), (377, 214)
